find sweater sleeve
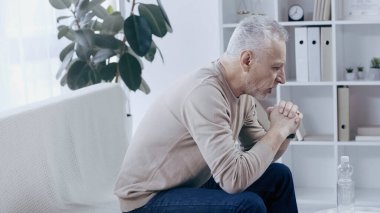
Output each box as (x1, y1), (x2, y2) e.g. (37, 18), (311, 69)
(181, 85), (275, 194)
(239, 98), (267, 151)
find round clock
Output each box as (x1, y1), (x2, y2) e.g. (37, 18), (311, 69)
(288, 4), (304, 21)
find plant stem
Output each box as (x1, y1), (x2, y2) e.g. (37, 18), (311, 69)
(131, 0), (136, 14)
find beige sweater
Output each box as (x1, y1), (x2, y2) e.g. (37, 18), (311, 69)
(114, 61), (275, 212)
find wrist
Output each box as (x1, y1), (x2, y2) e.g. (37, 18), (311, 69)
(265, 128), (289, 152)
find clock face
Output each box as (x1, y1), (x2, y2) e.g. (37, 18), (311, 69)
(288, 5), (304, 21)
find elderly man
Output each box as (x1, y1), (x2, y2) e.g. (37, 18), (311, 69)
(115, 15), (302, 213)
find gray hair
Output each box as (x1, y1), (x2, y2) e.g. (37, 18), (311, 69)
(225, 15), (288, 59)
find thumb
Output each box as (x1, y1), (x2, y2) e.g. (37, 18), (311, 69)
(266, 106), (275, 114)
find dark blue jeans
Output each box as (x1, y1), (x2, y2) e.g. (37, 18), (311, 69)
(127, 163), (298, 213)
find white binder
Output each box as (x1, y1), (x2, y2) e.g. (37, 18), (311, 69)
(338, 86), (350, 141)
(321, 27), (332, 81)
(307, 27), (321, 82)
(295, 27), (309, 82)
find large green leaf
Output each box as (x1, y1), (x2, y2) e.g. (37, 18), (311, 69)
(94, 34), (122, 50)
(144, 41), (156, 62)
(49, 0), (71, 9)
(76, 0), (89, 17)
(67, 60), (91, 90)
(138, 4), (167, 37)
(57, 49), (74, 79)
(72, 0), (79, 6)
(118, 53), (142, 91)
(156, 0), (172, 33)
(80, 11), (96, 27)
(90, 20), (103, 31)
(101, 12), (124, 35)
(60, 42), (75, 61)
(75, 43), (92, 61)
(93, 49), (115, 63)
(74, 29), (95, 49)
(65, 29), (75, 41)
(58, 26), (75, 40)
(139, 78), (151, 94)
(124, 15), (152, 57)
(60, 73), (68, 86)
(58, 26), (69, 39)
(100, 62), (117, 81)
(89, 66), (101, 84)
(93, 4), (109, 20)
(88, 0), (105, 9)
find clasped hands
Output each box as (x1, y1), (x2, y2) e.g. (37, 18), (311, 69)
(266, 100), (303, 136)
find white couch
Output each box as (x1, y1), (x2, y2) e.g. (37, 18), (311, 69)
(0, 83), (129, 213)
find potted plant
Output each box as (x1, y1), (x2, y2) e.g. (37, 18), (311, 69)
(49, 0), (172, 93)
(357, 66), (365, 79)
(369, 57), (380, 80)
(345, 67), (356, 81)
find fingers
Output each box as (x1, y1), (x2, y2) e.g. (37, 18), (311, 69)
(278, 100), (299, 118)
(278, 100), (286, 113)
(295, 111), (303, 124)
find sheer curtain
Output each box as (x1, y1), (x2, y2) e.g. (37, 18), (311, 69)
(0, 1), (65, 112)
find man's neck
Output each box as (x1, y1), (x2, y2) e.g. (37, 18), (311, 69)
(219, 56), (243, 98)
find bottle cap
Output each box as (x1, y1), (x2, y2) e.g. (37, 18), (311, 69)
(341, 156), (349, 163)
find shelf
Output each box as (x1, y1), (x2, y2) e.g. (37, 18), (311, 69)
(280, 21), (332, 26)
(356, 188), (380, 207)
(295, 186), (380, 209)
(296, 187), (335, 206)
(282, 81), (334, 86)
(222, 23), (237, 28)
(336, 81), (380, 86)
(291, 141), (334, 146)
(337, 142), (380, 146)
(285, 80), (380, 87)
(335, 20), (380, 25)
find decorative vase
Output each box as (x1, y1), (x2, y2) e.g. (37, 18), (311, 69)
(357, 71), (365, 80)
(369, 68), (380, 80)
(345, 72), (357, 81)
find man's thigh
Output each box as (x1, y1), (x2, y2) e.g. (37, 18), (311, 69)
(128, 187), (266, 213)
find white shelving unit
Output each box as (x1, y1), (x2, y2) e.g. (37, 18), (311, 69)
(219, 0), (380, 212)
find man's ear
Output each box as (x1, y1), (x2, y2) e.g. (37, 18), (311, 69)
(240, 50), (255, 72)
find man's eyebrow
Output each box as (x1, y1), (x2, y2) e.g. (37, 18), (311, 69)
(272, 62), (284, 66)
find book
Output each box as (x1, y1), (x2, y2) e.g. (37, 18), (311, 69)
(355, 135), (380, 142)
(303, 134), (333, 141)
(319, 0), (325, 21)
(296, 121), (306, 141)
(313, 0), (319, 21)
(322, 0), (331, 21)
(357, 126), (380, 136)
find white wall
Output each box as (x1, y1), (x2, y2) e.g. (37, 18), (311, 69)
(129, 0), (221, 131)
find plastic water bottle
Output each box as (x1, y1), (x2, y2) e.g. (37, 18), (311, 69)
(337, 156), (355, 213)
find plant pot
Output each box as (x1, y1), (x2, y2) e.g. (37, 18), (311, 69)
(357, 71), (366, 80)
(369, 68), (380, 80)
(345, 72), (357, 81)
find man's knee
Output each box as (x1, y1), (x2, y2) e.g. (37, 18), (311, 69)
(269, 163), (293, 181)
(234, 192), (266, 213)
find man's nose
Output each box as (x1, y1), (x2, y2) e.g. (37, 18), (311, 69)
(276, 70), (286, 84)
